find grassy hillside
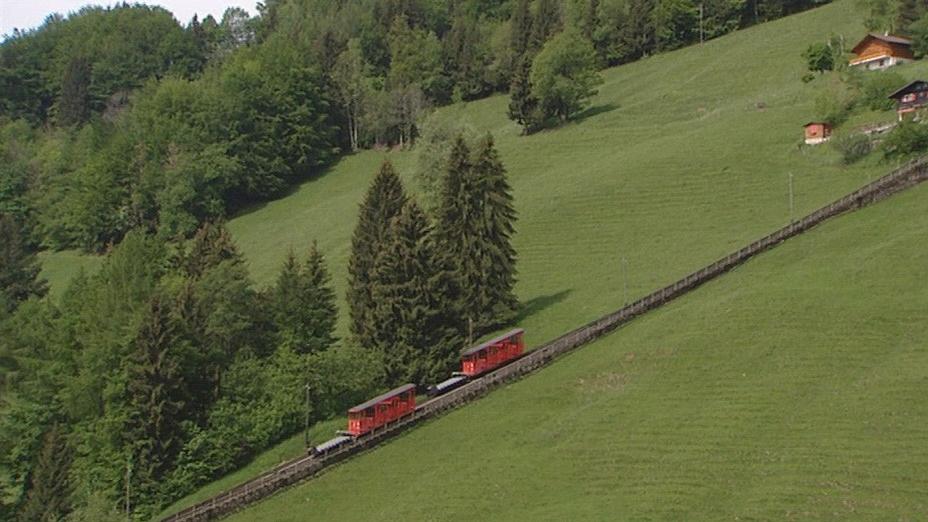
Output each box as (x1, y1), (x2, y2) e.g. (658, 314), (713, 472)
(229, 177), (928, 521)
(149, 0), (928, 517)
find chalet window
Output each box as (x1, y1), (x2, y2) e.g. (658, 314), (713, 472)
(903, 93), (916, 103)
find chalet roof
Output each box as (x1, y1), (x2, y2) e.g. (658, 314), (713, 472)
(852, 33), (913, 54)
(348, 383), (415, 413)
(461, 328), (525, 357)
(887, 80), (928, 99)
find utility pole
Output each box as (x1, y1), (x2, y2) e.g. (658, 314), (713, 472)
(125, 457), (131, 520)
(699, 4), (704, 44)
(304, 382), (311, 448)
(788, 172), (795, 220)
(622, 256), (629, 304)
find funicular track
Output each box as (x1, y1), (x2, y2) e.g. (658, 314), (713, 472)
(162, 159), (928, 522)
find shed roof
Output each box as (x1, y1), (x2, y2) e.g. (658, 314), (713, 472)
(461, 328), (525, 357)
(348, 383), (415, 413)
(887, 80), (928, 99)
(852, 33), (913, 54)
(803, 121), (830, 127)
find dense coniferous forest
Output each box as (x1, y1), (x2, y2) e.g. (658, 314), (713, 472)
(1, 0), (838, 519)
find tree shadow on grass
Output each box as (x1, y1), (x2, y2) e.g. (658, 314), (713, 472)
(514, 289), (573, 325)
(571, 102), (620, 124)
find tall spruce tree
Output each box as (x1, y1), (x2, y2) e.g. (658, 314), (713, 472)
(436, 134), (519, 337)
(0, 213), (47, 313)
(272, 243), (338, 354)
(530, 0), (563, 52)
(347, 161), (408, 349)
(18, 424), (73, 522)
(471, 134), (519, 326)
(510, 0), (534, 59)
(182, 221), (241, 278)
(369, 201), (464, 385)
(124, 293), (188, 513)
(507, 55), (540, 133)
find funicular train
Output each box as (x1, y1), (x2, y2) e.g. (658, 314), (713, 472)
(311, 328), (525, 456)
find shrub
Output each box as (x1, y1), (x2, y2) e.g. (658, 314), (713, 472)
(854, 71), (906, 111)
(881, 120), (928, 159)
(831, 133), (873, 164)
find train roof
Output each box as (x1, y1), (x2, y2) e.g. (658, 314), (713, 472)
(348, 383), (416, 413)
(460, 328), (525, 357)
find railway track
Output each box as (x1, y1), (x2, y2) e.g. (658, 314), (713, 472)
(161, 158), (928, 522)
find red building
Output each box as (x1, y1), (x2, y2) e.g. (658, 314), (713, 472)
(803, 122), (832, 145)
(347, 383), (416, 436)
(850, 33), (914, 70)
(888, 80), (928, 120)
(461, 328), (525, 377)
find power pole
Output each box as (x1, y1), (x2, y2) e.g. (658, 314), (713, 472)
(304, 382), (311, 448)
(699, 4), (704, 44)
(622, 257), (629, 304)
(125, 457), (131, 520)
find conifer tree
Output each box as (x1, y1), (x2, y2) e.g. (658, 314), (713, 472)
(507, 55), (540, 133)
(18, 424), (73, 522)
(124, 293), (188, 512)
(182, 220), (241, 278)
(272, 243), (338, 354)
(510, 0), (534, 59)
(347, 161), (408, 349)
(436, 134), (519, 337)
(530, 0), (563, 52)
(0, 213), (47, 313)
(470, 134), (519, 327)
(369, 201), (464, 385)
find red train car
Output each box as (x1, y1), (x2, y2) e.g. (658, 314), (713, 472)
(347, 383), (416, 436)
(460, 328), (525, 377)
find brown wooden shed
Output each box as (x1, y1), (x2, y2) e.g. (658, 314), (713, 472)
(804, 122), (832, 145)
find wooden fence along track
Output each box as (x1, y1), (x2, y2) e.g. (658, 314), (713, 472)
(162, 159), (928, 522)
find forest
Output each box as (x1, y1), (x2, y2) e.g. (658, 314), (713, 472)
(1, 0), (839, 519)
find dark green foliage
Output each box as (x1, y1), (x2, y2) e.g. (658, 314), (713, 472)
(510, 0), (534, 58)
(622, 0), (658, 60)
(369, 201), (465, 385)
(436, 134), (519, 336)
(802, 41), (836, 72)
(18, 424), (73, 522)
(530, 29), (603, 123)
(831, 133), (873, 164)
(881, 120), (928, 158)
(508, 55), (541, 133)
(348, 161), (408, 350)
(895, 0), (927, 32)
(854, 71), (906, 111)
(530, 0), (563, 52)
(124, 293), (189, 515)
(272, 243), (338, 354)
(0, 213), (47, 313)
(54, 56), (92, 127)
(909, 12), (928, 58)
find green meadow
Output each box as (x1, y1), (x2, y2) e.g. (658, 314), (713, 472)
(67, 0), (925, 518)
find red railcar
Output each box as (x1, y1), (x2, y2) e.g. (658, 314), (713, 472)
(347, 384), (416, 436)
(460, 328), (525, 377)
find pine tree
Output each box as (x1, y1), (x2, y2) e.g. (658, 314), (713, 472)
(347, 161), (408, 349)
(436, 134), (519, 337)
(897, 0), (928, 33)
(182, 221), (241, 278)
(622, 0), (657, 60)
(0, 213), (47, 313)
(369, 201), (464, 385)
(124, 293), (188, 512)
(507, 55), (540, 133)
(272, 242), (337, 354)
(530, 0), (562, 53)
(510, 0), (534, 59)
(470, 134), (519, 327)
(18, 424), (73, 522)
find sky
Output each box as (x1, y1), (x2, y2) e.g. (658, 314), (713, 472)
(0, 0), (257, 37)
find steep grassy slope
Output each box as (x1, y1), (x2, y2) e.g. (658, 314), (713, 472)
(151, 1), (928, 517)
(229, 178), (928, 521)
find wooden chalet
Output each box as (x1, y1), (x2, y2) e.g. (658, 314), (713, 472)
(888, 80), (928, 120)
(850, 33), (914, 70)
(803, 122), (832, 145)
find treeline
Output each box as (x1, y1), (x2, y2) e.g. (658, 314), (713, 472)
(0, 132), (518, 520)
(1, 0), (832, 253)
(0, 218), (382, 520)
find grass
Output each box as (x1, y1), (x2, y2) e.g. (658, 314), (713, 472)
(42, 0), (922, 517)
(228, 176), (928, 521)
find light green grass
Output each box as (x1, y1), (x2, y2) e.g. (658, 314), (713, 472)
(37, 250), (103, 299)
(229, 175), (928, 521)
(48, 0), (926, 516)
